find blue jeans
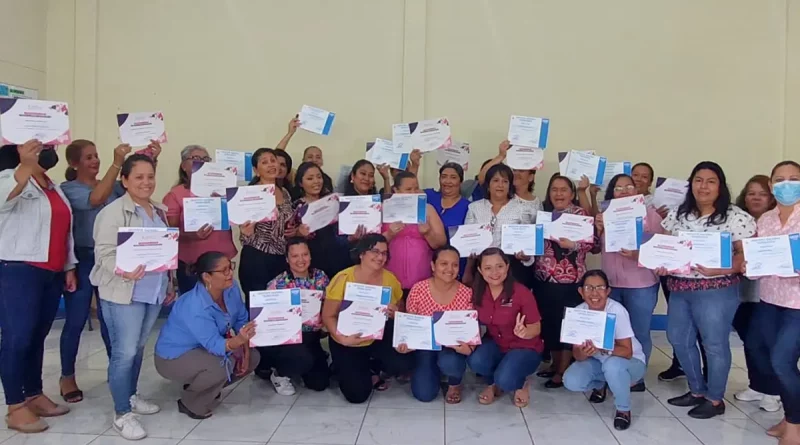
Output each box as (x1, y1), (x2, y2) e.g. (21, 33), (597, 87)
(745, 302), (800, 424)
(466, 339), (542, 392)
(61, 247), (112, 376)
(411, 349), (468, 402)
(610, 284), (659, 365)
(102, 300), (161, 414)
(563, 356), (646, 411)
(0, 263), (63, 405)
(666, 284), (739, 402)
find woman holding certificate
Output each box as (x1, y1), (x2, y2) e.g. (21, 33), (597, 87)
(476, 140), (543, 221)
(0, 141), (77, 433)
(238, 148), (296, 304)
(656, 161), (755, 420)
(742, 160), (800, 442)
(275, 115), (334, 195)
(344, 160), (378, 197)
(154, 252), (259, 419)
(163, 145), (238, 294)
(467, 248), (543, 408)
(423, 163), (470, 276)
(321, 234), (412, 404)
(91, 154), (174, 440)
(533, 174), (597, 389)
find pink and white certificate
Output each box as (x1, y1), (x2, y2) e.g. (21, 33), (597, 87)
(249, 289), (302, 347)
(115, 227), (179, 273)
(0, 99), (71, 145)
(433, 310), (482, 346)
(117, 111), (168, 147)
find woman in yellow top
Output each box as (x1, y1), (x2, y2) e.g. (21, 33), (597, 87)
(322, 233), (412, 403)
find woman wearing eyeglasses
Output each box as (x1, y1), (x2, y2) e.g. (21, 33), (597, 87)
(162, 145), (238, 294)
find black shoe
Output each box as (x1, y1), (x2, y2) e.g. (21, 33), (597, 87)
(688, 400), (725, 419)
(630, 381), (646, 392)
(177, 399), (212, 420)
(613, 411), (632, 431)
(544, 379), (564, 389)
(254, 368), (272, 381)
(667, 391), (706, 407)
(658, 364), (686, 382)
(537, 370), (556, 379)
(589, 385), (607, 403)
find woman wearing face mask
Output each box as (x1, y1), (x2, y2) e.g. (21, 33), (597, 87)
(732, 175), (780, 412)
(477, 140), (543, 219)
(0, 141), (77, 433)
(238, 148), (296, 306)
(91, 154), (176, 440)
(383, 171), (447, 295)
(154, 252), (258, 419)
(653, 161), (755, 420)
(742, 161), (800, 443)
(594, 174), (663, 389)
(533, 174), (597, 388)
(162, 145), (238, 294)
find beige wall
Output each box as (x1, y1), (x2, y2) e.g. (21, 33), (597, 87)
(0, 0), (47, 95)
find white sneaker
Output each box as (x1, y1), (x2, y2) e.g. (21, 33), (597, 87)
(759, 395), (782, 412)
(734, 388), (764, 402)
(270, 372), (296, 396)
(129, 394), (161, 415)
(113, 412), (147, 441)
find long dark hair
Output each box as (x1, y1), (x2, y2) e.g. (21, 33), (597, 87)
(352, 233), (390, 263)
(482, 164), (515, 201)
(735, 175), (775, 215)
(193, 251), (229, 287)
(294, 161), (332, 198)
(677, 161), (731, 226)
(603, 174), (634, 202)
(543, 173), (579, 211)
(0, 145), (20, 172)
(248, 147), (278, 185)
(64, 139), (95, 181)
(344, 159), (377, 196)
(471, 247), (515, 306)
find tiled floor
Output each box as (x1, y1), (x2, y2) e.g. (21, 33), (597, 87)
(0, 321), (783, 445)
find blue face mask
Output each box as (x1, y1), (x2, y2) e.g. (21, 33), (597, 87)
(772, 180), (800, 206)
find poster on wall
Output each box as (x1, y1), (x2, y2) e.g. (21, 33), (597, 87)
(0, 83), (39, 99)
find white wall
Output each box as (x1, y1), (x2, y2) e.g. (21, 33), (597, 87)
(0, 0), (47, 95)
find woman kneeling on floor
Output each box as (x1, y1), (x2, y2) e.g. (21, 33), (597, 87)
(154, 251), (259, 419)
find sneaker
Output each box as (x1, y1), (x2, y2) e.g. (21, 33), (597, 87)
(270, 372), (296, 396)
(734, 388), (764, 402)
(658, 364), (686, 382)
(129, 394), (160, 415)
(759, 395), (782, 412)
(112, 412), (146, 440)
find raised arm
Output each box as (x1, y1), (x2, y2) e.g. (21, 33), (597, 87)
(275, 116), (300, 151)
(89, 144), (130, 207)
(477, 140), (509, 185)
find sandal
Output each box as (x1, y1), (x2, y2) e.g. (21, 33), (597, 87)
(5, 404), (49, 434)
(536, 370), (556, 379)
(25, 395), (70, 418)
(372, 375), (389, 391)
(478, 385), (499, 405)
(445, 385), (462, 404)
(514, 383), (531, 408)
(589, 385), (608, 403)
(60, 378), (84, 404)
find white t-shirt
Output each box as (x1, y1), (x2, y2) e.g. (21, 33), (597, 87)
(576, 299), (645, 364)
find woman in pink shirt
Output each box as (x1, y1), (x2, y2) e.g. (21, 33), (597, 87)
(162, 145), (238, 294)
(382, 171), (447, 294)
(742, 160), (800, 443)
(595, 174), (663, 389)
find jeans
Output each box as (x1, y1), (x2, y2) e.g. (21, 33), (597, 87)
(61, 247), (112, 376)
(102, 300), (162, 414)
(411, 349), (468, 402)
(610, 284), (659, 365)
(176, 260), (198, 296)
(745, 302), (800, 423)
(467, 339), (542, 392)
(663, 277), (707, 374)
(0, 263), (63, 405)
(564, 356), (646, 411)
(667, 284), (739, 402)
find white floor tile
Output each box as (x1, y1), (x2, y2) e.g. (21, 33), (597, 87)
(680, 417), (774, 445)
(444, 386), (522, 414)
(524, 385), (597, 415)
(222, 377), (297, 406)
(180, 441), (265, 445)
(44, 396), (115, 435)
(89, 438), (180, 445)
(269, 405), (365, 444)
(602, 416), (702, 445)
(100, 406), (200, 439)
(591, 391), (674, 418)
(0, 432), (98, 445)
(444, 410), (532, 445)
(292, 387), (355, 407)
(524, 413), (618, 445)
(357, 407), (444, 445)
(0, 430), (16, 442)
(367, 384), (443, 410)
(184, 404), (289, 442)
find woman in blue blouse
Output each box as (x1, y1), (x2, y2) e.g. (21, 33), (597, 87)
(154, 252), (259, 420)
(424, 162), (470, 276)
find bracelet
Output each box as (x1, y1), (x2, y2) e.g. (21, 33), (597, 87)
(112, 164), (122, 169)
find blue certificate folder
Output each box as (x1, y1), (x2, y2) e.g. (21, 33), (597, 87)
(790, 234), (800, 269)
(719, 232), (733, 269)
(602, 313), (617, 350)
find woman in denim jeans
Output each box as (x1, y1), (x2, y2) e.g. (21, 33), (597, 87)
(92, 154), (176, 440)
(654, 161), (756, 419)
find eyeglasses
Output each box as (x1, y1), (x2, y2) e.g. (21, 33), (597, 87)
(582, 285), (608, 292)
(613, 185), (637, 193)
(367, 249), (389, 258)
(186, 155), (212, 163)
(210, 261), (237, 276)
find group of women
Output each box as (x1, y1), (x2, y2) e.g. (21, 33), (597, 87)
(0, 115), (799, 444)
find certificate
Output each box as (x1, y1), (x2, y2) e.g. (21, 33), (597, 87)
(382, 193), (426, 224)
(507, 115), (550, 148)
(392, 313), (440, 351)
(547, 213), (595, 243)
(652, 177), (689, 209)
(297, 193), (339, 232)
(743, 234), (800, 278)
(436, 140), (470, 171)
(558, 150), (595, 176)
(338, 195), (382, 235)
(678, 231), (732, 269)
(537, 210), (553, 239)
(561, 150), (607, 185)
(190, 161), (238, 197)
(215, 149), (253, 182)
(501, 224), (545, 256)
(300, 289), (324, 328)
(638, 234), (692, 274)
(249, 289), (302, 347)
(0, 99), (71, 145)
(392, 118), (451, 153)
(506, 146), (545, 170)
(448, 224), (493, 257)
(600, 161), (632, 189)
(183, 197), (229, 232)
(225, 185), (277, 225)
(602, 195), (647, 252)
(560, 308), (617, 350)
(115, 227), (179, 273)
(432, 310), (481, 346)
(117, 111), (168, 147)
(337, 282), (392, 340)
(298, 105), (335, 135)
(366, 138), (408, 170)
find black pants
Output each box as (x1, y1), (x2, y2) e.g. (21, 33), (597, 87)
(662, 277), (707, 374)
(532, 281), (582, 352)
(256, 331), (330, 391)
(328, 321), (415, 404)
(238, 245), (286, 309)
(732, 302), (763, 392)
